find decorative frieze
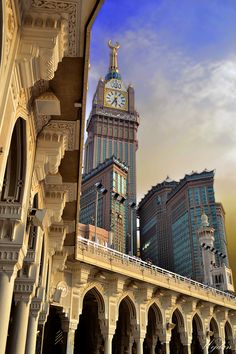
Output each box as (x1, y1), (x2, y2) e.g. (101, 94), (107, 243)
(30, 286), (45, 317)
(45, 190), (67, 223)
(35, 91), (61, 116)
(52, 250), (68, 273)
(14, 277), (36, 303)
(0, 203), (22, 221)
(48, 222), (68, 254)
(30, 0), (80, 57)
(0, 244), (26, 277)
(46, 120), (79, 151)
(24, 249), (36, 263)
(34, 129), (68, 181)
(38, 301), (49, 325)
(16, 11), (69, 88)
(3, 0), (17, 72)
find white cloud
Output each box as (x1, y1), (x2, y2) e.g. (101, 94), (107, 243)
(88, 26), (236, 205)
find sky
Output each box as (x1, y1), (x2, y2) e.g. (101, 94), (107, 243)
(87, 0), (236, 277)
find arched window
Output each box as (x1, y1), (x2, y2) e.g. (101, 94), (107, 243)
(1, 118), (26, 203)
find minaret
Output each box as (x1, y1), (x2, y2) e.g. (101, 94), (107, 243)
(198, 212), (215, 285)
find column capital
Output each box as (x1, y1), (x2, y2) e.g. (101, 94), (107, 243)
(38, 302), (49, 325)
(30, 286), (45, 317)
(14, 277), (36, 304)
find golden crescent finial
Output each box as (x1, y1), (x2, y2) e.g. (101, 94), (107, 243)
(108, 40), (120, 50)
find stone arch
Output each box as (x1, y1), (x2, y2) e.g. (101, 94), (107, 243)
(0, 117), (26, 204)
(191, 313), (204, 354)
(169, 308), (185, 353)
(112, 295), (137, 354)
(80, 283), (105, 317)
(117, 291), (137, 323)
(170, 307), (185, 329)
(225, 321), (233, 353)
(210, 317), (219, 334)
(144, 302), (164, 354)
(74, 287), (105, 354)
(209, 317), (220, 354)
(147, 301), (163, 325)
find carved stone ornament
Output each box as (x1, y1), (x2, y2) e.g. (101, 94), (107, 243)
(3, 0), (16, 71)
(56, 280), (68, 298)
(31, 0), (79, 56)
(16, 9), (70, 88)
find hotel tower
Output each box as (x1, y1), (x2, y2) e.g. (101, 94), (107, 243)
(83, 41), (140, 252)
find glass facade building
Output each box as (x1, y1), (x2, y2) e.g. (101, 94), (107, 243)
(80, 157), (128, 253)
(138, 171), (230, 282)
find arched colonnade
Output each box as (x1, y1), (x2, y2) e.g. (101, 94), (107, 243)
(45, 285), (236, 354)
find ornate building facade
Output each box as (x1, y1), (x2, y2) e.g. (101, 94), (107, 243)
(0, 1), (104, 353)
(0, 2), (236, 354)
(84, 42), (140, 253)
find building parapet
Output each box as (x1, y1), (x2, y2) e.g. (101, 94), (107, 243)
(76, 236), (236, 307)
(82, 155), (128, 183)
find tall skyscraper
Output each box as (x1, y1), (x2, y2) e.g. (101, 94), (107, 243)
(80, 156), (128, 253)
(84, 41), (140, 252)
(138, 170), (230, 283)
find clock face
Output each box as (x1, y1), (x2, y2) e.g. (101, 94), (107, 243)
(105, 90), (127, 109)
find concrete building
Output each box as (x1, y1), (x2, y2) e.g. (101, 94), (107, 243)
(80, 156), (128, 253)
(77, 223), (109, 246)
(138, 170), (231, 283)
(83, 41), (140, 253)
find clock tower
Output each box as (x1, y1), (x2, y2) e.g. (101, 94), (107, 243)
(84, 41), (140, 254)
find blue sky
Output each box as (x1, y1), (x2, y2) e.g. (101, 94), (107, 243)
(87, 0), (236, 266)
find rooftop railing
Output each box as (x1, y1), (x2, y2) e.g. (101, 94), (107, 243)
(77, 236), (236, 302)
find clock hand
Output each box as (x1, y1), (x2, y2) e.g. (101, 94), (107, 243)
(112, 97), (118, 106)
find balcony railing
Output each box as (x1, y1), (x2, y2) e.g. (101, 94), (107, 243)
(77, 236), (236, 302)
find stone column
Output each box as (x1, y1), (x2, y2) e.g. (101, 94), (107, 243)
(8, 299), (31, 354)
(161, 342), (170, 354)
(25, 313), (39, 354)
(198, 334), (210, 354)
(136, 337), (144, 354)
(0, 271), (15, 354)
(61, 319), (78, 354)
(182, 344), (191, 353)
(66, 328), (76, 354)
(104, 334), (113, 354)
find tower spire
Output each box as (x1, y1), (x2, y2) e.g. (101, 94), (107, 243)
(106, 40), (122, 81)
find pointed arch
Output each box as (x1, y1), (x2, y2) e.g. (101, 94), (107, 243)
(118, 292), (137, 320)
(225, 321), (233, 338)
(82, 285), (105, 314)
(148, 301), (163, 325)
(172, 307), (185, 329)
(119, 295), (136, 320)
(75, 286), (105, 353)
(210, 317), (219, 335)
(0, 118), (26, 203)
(225, 320), (233, 353)
(191, 313), (204, 354)
(170, 308), (185, 353)
(192, 312), (203, 333)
